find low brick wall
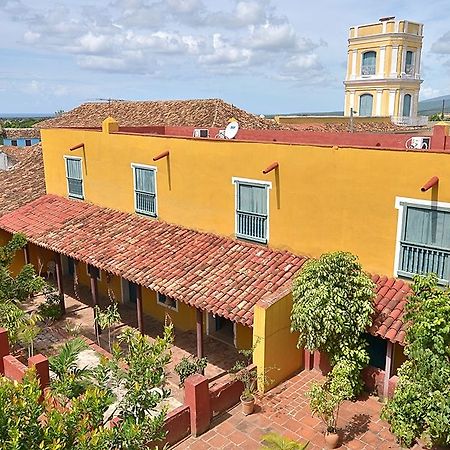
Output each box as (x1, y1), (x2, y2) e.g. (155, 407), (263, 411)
(3, 354), (27, 381)
(210, 375), (244, 417)
(362, 366), (398, 397)
(161, 405), (191, 446)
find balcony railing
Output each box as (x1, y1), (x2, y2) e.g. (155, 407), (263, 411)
(361, 65), (376, 75)
(391, 116), (429, 127)
(398, 242), (450, 283)
(236, 211), (267, 243)
(67, 178), (84, 199)
(135, 191), (156, 216)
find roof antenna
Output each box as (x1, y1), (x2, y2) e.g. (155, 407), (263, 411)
(212, 99), (219, 128)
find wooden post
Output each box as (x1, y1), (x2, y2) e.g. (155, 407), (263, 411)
(196, 308), (204, 359)
(24, 244), (30, 265)
(89, 265), (101, 338)
(383, 341), (394, 399)
(136, 284), (144, 334)
(55, 253), (65, 315)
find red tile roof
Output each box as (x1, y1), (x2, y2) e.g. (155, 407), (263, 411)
(36, 99), (289, 131)
(0, 195), (307, 326)
(0, 144), (46, 217)
(369, 274), (413, 345)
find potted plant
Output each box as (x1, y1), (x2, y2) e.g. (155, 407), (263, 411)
(308, 363), (354, 449)
(231, 342), (272, 416)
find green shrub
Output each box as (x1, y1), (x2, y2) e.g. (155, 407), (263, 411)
(175, 356), (208, 386)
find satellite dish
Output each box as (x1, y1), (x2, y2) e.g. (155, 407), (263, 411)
(224, 121), (239, 139)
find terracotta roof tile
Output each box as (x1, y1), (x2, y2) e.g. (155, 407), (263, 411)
(0, 144), (46, 217)
(36, 99), (288, 131)
(0, 194), (308, 327)
(369, 274), (413, 345)
(3, 128), (40, 139)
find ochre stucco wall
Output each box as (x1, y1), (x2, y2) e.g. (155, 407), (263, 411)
(253, 293), (303, 391)
(41, 125), (450, 279)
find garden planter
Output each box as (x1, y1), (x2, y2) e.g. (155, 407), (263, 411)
(324, 431), (339, 449)
(240, 394), (255, 415)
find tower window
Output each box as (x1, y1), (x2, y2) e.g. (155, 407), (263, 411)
(403, 94), (412, 117)
(405, 51), (414, 75)
(361, 51), (376, 75)
(359, 94), (373, 117)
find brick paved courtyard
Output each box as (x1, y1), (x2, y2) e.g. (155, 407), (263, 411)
(175, 370), (423, 450)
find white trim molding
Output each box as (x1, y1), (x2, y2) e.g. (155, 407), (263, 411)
(393, 196), (450, 278)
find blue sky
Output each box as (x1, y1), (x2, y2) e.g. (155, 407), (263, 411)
(1, 0), (449, 115)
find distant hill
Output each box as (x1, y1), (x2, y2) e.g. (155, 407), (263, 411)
(268, 94), (450, 118)
(418, 95), (450, 116)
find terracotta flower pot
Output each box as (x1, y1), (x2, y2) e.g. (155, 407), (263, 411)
(240, 394), (255, 416)
(324, 431), (339, 449)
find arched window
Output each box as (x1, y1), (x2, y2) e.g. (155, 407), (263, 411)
(361, 51), (376, 75)
(359, 94), (373, 116)
(403, 94), (412, 117)
(405, 51), (414, 74)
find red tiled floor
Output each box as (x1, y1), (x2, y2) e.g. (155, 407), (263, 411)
(176, 371), (425, 450)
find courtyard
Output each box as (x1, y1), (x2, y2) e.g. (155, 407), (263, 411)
(176, 370), (425, 450)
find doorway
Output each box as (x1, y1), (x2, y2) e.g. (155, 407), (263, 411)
(120, 278), (137, 304)
(207, 313), (235, 346)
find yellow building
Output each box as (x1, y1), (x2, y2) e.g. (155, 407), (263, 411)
(1, 101), (449, 392)
(344, 17), (424, 123)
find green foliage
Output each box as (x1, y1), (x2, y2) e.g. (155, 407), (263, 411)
(94, 302), (121, 352)
(175, 356), (208, 386)
(0, 300), (27, 345)
(38, 285), (64, 322)
(49, 337), (90, 399)
(429, 112), (444, 121)
(231, 340), (272, 400)
(0, 118), (44, 128)
(291, 252), (374, 396)
(0, 327), (175, 449)
(260, 432), (309, 449)
(382, 274), (450, 448)
(102, 326), (173, 423)
(17, 312), (42, 357)
(308, 360), (354, 433)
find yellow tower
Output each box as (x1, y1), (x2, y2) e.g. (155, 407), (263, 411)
(344, 17), (424, 123)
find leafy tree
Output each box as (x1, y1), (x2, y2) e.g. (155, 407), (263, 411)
(175, 355), (207, 387)
(50, 337), (90, 400)
(94, 302), (121, 352)
(291, 252), (375, 396)
(0, 325), (175, 449)
(382, 274), (450, 448)
(0, 234), (45, 346)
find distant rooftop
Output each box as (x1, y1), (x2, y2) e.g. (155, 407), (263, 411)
(3, 128), (41, 139)
(36, 99), (288, 131)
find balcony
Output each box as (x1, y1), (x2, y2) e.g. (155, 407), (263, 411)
(135, 191), (156, 216)
(391, 116), (428, 127)
(361, 65), (376, 76)
(398, 242), (450, 283)
(236, 211), (267, 243)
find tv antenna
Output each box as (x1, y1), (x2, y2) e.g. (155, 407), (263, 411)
(224, 120), (239, 139)
(86, 97), (126, 116)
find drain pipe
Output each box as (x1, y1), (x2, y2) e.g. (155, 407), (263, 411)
(421, 176), (439, 192)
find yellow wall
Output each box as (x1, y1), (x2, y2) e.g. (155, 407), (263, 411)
(253, 293), (303, 391)
(0, 230), (25, 275)
(41, 125), (450, 278)
(141, 287), (197, 332)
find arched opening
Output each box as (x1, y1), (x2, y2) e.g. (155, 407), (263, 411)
(361, 51), (376, 75)
(359, 94), (373, 116)
(403, 94), (412, 117)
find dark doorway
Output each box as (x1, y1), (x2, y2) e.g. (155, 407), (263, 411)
(128, 282), (137, 304)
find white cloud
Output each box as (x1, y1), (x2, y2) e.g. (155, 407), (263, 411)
(23, 30), (41, 44)
(249, 22), (297, 50)
(431, 31), (450, 54)
(420, 86), (441, 100)
(78, 32), (114, 54)
(199, 34), (252, 67)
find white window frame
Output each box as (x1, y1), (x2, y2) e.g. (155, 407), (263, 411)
(131, 163), (158, 217)
(64, 155), (84, 200)
(394, 196), (450, 281)
(157, 292), (178, 311)
(232, 177), (272, 244)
